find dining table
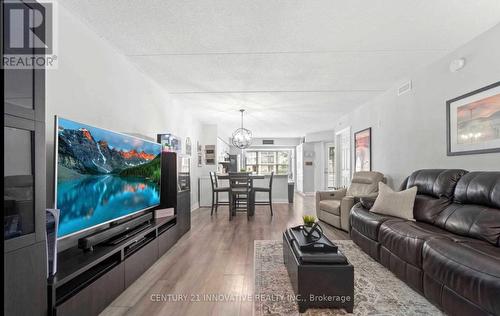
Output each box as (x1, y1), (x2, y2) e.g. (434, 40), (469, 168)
(215, 173), (265, 216)
(215, 173), (265, 181)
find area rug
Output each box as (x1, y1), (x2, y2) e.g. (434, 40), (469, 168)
(254, 240), (443, 315)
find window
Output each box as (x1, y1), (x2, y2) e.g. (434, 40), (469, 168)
(244, 150), (290, 175)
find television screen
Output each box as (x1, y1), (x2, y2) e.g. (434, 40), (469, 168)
(55, 117), (161, 238)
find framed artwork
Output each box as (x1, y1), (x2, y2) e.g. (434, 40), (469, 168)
(197, 141), (202, 167)
(354, 127), (371, 172)
(204, 145), (215, 165)
(185, 137), (192, 156)
(158, 133), (181, 153)
(447, 81), (500, 156)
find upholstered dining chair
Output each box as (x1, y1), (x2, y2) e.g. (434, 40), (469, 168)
(315, 171), (385, 232)
(209, 172), (230, 215)
(252, 171), (274, 216)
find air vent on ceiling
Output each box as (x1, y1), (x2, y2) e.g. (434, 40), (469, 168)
(397, 80), (412, 96)
(262, 139), (274, 145)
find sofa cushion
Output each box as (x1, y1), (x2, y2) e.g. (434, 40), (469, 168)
(423, 238), (500, 315)
(319, 200), (341, 215)
(434, 172), (500, 246)
(400, 169), (467, 224)
(350, 203), (402, 241)
(412, 195), (452, 225)
(454, 172), (500, 209)
(402, 169), (468, 199)
(378, 221), (460, 268)
(434, 203), (500, 246)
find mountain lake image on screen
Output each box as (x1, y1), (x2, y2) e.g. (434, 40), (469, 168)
(55, 117), (161, 238)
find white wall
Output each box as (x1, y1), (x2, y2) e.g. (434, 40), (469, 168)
(334, 23), (500, 188)
(303, 129), (336, 192)
(46, 5), (205, 210)
(313, 142), (325, 191)
(249, 137), (303, 147)
(296, 143), (315, 193)
(305, 130), (335, 143)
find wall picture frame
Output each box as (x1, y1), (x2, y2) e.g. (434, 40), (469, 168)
(158, 133), (182, 153)
(354, 127), (371, 172)
(196, 140), (202, 167)
(446, 81), (500, 156)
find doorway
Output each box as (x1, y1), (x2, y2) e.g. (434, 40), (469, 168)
(335, 127), (351, 188)
(325, 142), (335, 189)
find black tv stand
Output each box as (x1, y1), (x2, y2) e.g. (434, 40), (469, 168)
(78, 212), (153, 251)
(48, 152), (192, 316)
(48, 216), (179, 316)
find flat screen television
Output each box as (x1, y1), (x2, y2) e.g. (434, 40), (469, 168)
(55, 117), (161, 239)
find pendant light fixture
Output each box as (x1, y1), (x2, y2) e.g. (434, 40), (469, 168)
(231, 109), (252, 149)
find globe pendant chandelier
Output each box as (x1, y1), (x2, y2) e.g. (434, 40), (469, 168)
(231, 109), (252, 149)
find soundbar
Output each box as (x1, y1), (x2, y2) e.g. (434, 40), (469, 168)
(78, 212), (153, 251)
(105, 223), (151, 246)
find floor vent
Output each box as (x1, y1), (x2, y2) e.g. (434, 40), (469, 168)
(397, 80), (412, 96)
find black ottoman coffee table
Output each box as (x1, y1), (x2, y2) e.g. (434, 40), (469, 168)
(283, 226), (354, 313)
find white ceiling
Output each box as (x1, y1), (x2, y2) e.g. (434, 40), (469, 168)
(60, 0), (500, 137)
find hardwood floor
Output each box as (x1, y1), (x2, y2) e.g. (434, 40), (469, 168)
(100, 194), (349, 316)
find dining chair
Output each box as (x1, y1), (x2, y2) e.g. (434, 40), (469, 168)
(253, 171), (274, 216)
(209, 172), (230, 215)
(228, 172), (252, 220)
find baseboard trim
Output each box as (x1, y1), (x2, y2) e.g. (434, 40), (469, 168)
(191, 202), (200, 212)
(297, 191), (315, 197)
(195, 199), (291, 210)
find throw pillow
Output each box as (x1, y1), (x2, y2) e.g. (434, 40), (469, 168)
(370, 182), (417, 220)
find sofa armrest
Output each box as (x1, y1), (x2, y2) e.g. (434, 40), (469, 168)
(358, 196), (377, 210)
(316, 189), (347, 215)
(340, 196), (354, 231)
(317, 189), (347, 201)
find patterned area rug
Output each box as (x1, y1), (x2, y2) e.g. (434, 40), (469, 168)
(254, 240), (443, 315)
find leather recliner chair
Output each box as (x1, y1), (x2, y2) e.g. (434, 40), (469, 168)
(315, 171), (384, 232)
(350, 169), (500, 316)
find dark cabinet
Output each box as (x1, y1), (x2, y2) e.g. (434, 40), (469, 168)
(4, 241), (48, 315)
(159, 151), (177, 209)
(158, 222), (178, 256)
(4, 115), (46, 249)
(51, 140), (187, 316)
(3, 2), (47, 315)
(124, 239), (159, 287)
(177, 190), (191, 237)
(4, 69), (35, 110)
(4, 124), (36, 240)
(158, 151), (191, 238)
(51, 218), (178, 316)
(56, 263), (125, 316)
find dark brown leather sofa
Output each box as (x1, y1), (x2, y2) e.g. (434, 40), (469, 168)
(350, 169), (500, 316)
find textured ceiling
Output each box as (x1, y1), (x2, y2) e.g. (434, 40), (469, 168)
(60, 0), (500, 137)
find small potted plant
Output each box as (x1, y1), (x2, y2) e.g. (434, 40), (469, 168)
(302, 215), (316, 231)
